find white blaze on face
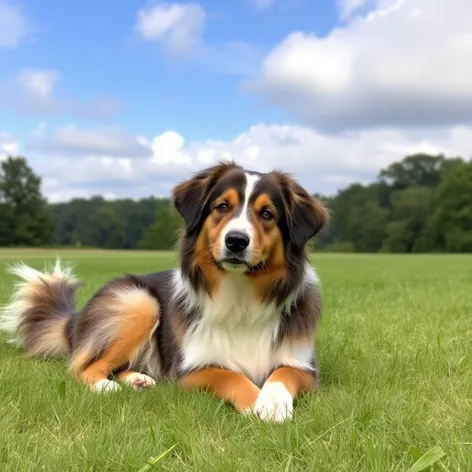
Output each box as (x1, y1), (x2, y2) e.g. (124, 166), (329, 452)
(219, 172), (260, 264)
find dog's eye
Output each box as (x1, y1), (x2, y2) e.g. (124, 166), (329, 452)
(215, 202), (229, 213)
(260, 209), (274, 221)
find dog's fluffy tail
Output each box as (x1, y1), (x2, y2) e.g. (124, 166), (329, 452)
(0, 259), (80, 358)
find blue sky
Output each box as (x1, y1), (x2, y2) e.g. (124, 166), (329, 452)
(1, 0), (337, 140)
(1, 0), (471, 201)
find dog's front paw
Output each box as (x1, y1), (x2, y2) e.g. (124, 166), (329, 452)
(93, 379), (121, 393)
(253, 381), (293, 423)
(122, 372), (156, 390)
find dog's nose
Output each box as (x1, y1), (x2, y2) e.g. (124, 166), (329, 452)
(225, 231), (250, 253)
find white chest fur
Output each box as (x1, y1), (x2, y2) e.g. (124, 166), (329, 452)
(174, 268), (316, 387)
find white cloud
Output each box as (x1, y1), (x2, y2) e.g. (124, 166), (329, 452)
(0, 131), (19, 160)
(0, 1), (28, 48)
(135, 2), (206, 55)
(18, 122), (472, 202)
(246, 0), (472, 131)
(150, 131), (191, 165)
(27, 125), (151, 158)
(0, 68), (62, 115)
(133, 2), (261, 76)
(0, 69), (123, 119)
(18, 68), (60, 99)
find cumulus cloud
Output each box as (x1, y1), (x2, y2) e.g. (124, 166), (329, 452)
(0, 69), (123, 119)
(21, 122), (472, 202)
(27, 125), (151, 158)
(0, 131), (19, 160)
(18, 68), (60, 99)
(135, 2), (206, 55)
(133, 2), (262, 76)
(246, 0), (472, 131)
(0, 1), (29, 48)
(12, 68), (62, 114)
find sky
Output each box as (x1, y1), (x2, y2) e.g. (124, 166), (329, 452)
(1, 0), (472, 202)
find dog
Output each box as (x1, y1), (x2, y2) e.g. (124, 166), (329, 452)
(0, 161), (329, 423)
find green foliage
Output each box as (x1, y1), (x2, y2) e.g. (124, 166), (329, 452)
(138, 203), (183, 250)
(2, 153), (472, 253)
(346, 200), (388, 252)
(317, 153), (472, 253)
(378, 153), (446, 189)
(49, 196), (164, 249)
(0, 156), (53, 246)
(430, 160), (472, 252)
(380, 186), (434, 253)
(89, 205), (125, 249)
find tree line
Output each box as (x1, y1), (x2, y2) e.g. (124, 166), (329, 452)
(1, 154), (471, 252)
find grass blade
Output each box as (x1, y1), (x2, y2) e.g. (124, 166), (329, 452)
(149, 424), (157, 448)
(407, 445), (446, 472)
(57, 380), (66, 399)
(138, 444), (177, 472)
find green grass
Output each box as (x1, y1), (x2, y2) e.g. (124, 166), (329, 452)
(1, 249), (471, 471)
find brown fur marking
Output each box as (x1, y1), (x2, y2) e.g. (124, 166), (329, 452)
(193, 227), (224, 298)
(209, 187), (241, 258)
(265, 366), (316, 398)
(72, 288), (160, 389)
(179, 367), (260, 413)
(192, 186), (244, 297)
(248, 193), (288, 300)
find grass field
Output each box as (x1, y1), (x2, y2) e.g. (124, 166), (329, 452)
(0, 249), (471, 471)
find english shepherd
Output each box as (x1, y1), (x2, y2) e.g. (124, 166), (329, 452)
(0, 161), (329, 423)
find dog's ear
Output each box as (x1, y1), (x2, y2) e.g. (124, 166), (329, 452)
(274, 172), (329, 251)
(172, 161), (239, 234)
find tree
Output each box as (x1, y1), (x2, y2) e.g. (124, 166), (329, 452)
(346, 200), (388, 252)
(428, 161), (472, 252)
(138, 203), (183, 250)
(0, 201), (15, 246)
(381, 186), (435, 253)
(49, 196), (162, 249)
(111, 197), (164, 249)
(89, 204), (125, 249)
(379, 153), (446, 190)
(9, 151), (468, 254)
(328, 183), (388, 252)
(0, 156), (53, 246)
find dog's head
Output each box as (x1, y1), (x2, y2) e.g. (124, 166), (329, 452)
(172, 161), (328, 285)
